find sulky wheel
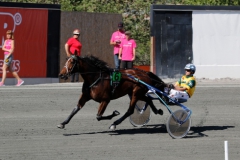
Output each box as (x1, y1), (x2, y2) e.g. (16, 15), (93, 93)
(129, 100), (151, 127)
(166, 109), (191, 139)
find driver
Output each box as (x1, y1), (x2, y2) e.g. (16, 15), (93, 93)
(168, 63), (196, 102)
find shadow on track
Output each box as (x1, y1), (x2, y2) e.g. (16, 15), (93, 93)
(63, 124), (166, 136)
(186, 125), (235, 138)
(62, 125), (234, 138)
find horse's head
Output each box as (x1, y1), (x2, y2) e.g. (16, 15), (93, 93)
(59, 55), (79, 80)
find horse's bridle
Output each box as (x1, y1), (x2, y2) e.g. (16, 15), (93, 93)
(63, 56), (78, 78)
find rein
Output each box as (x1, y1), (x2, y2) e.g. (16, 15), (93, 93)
(65, 56), (108, 88)
(64, 56), (165, 88)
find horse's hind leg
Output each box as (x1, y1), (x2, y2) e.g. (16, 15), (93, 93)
(57, 94), (90, 129)
(146, 98), (163, 115)
(109, 97), (137, 130)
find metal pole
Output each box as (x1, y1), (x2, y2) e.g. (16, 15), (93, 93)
(224, 141), (228, 160)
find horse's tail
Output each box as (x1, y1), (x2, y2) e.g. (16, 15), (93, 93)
(131, 68), (167, 90)
(146, 71), (167, 90)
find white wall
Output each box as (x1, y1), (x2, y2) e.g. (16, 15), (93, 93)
(192, 11), (240, 79)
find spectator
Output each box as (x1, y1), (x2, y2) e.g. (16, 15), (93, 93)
(110, 22), (126, 69)
(0, 30), (24, 86)
(119, 31), (136, 69)
(65, 29), (82, 82)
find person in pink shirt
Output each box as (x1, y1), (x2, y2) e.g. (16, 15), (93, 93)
(0, 30), (24, 86)
(119, 31), (137, 69)
(65, 29), (82, 82)
(110, 22), (126, 69)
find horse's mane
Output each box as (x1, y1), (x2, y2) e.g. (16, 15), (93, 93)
(81, 55), (110, 71)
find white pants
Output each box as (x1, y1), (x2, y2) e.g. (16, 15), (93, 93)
(169, 89), (189, 101)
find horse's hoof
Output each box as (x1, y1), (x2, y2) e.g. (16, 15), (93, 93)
(113, 110), (120, 116)
(57, 124), (65, 129)
(109, 124), (116, 131)
(158, 109), (163, 115)
(96, 115), (101, 121)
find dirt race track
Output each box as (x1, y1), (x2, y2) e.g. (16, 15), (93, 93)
(0, 80), (240, 160)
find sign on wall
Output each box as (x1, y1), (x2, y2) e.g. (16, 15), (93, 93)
(0, 8), (48, 77)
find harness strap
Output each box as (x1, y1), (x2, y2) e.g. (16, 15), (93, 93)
(89, 71), (102, 88)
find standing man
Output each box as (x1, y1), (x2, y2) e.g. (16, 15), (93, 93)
(65, 29), (82, 82)
(110, 22), (126, 69)
(118, 31), (137, 69)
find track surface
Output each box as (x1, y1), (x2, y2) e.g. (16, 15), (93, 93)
(0, 82), (240, 160)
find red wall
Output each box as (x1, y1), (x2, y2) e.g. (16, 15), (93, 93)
(0, 8), (48, 77)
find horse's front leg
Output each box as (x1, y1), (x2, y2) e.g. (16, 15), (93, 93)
(96, 101), (120, 121)
(57, 94), (90, 129)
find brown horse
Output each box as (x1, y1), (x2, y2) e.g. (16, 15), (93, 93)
(57, 55), (167, 130)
